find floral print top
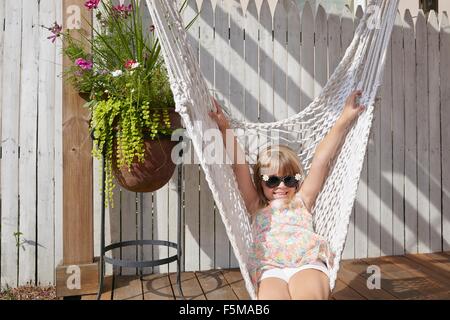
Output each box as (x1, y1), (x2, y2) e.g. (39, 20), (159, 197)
(249, 192), (335, 286)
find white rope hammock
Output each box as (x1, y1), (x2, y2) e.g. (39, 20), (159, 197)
(145, 0), (399, 299)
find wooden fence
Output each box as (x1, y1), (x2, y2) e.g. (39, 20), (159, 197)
(0, 0), (449, 288)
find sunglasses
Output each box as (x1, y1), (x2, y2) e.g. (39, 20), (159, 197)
(261, 174), (302, 188)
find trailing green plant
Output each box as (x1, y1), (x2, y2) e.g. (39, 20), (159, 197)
(44, 0), (196, 207)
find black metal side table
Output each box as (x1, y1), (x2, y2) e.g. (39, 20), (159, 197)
(96, 150), (184, 300)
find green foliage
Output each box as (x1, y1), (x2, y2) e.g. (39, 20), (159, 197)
(90, 98), (175, 207)
(46, 0), (196, 207)
(62, 0), (172, 104)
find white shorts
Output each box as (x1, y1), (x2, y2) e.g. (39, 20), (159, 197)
(259, 260), (330, 283)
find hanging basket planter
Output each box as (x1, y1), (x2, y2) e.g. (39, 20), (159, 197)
(111, 108), (182, 193)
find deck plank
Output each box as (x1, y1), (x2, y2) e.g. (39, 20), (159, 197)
(113, 275), (144, 300)
(81, 275), (113, 300)
(221, 269), (251, 300)
(361, 256), (448, 299)
(432, 252), (450, 267)
(379, 255), (450, 299)
(404, 252), (450, 283)
(93, 252), (450, 300)
(195, 270), (238, 300)
(337, 261), (397, 299)
(168, 272), (206, 300)
(331, 279), (366, 300)
(339, 258), (419, 299)
(142, 273), (174, 300)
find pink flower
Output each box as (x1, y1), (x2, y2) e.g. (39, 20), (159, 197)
(75, 58), (93, 70)
(44, 22), (62, 43)
(124, 59), (137, 69)
(84, 0), (100, 10)
(113, 4), (133, 17)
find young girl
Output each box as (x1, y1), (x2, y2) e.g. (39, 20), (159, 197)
(209, 90), (365, 300)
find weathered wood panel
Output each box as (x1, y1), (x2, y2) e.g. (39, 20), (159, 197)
(1, 1), (449, 287)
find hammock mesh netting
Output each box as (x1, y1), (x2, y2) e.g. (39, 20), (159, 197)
(145, 0), (399, 299)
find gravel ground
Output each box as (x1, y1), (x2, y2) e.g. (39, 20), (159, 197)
(0, 285), (57, 300)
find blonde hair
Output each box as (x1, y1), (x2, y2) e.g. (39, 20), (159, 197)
(253, 145), (305, 208)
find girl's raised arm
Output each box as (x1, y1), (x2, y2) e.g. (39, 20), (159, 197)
(300, 90), (365, 212)
(209, 99), (260, 215)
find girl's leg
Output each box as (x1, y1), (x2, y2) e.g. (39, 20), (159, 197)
(258, 278), (291, 300)
(288, 269), (330, 300)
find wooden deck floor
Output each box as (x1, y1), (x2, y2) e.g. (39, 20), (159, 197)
(81, 252), (450, 300)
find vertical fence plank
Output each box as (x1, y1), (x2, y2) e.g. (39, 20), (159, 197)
(1, 0), (22, 289)
(229, 0), (245, 121)
(168, 171), (180, 272)
(18, 0), (39, 286)
(285, 0), (300, 151)
(427, 11), (442, 253)
(109, 181), (121, 275)
(37, 0), (57, 285)
(380, 31), (393, 257)
(121, 191), (138, 275)
(140, 0), (153, 33)
(355, 4), (364, 20)
(368, 101), (381, 257)
(354, 5), (368, 259)
(141, 192), (153, 274)
(274, 0), (289, 144)
(327, 5), (341, 79)
(228, 0), (245, 268)
(154, 186), (169, 274)
(314, 5), (327, 101)
(198, 0), (215, 271)
(259, 0), (273, 122)
(183, 0), (200, 272)
(92, 111), (101, 266)
(298, 1), (313, 154)
(214, 0), (230, 269)
(200, 171), (216, 271)
(286, 0), (300, 119)
(300, 1), (314, 109)
(62, 0), (94, 269)
(92, 0), (102, 266)
(392, 10), (405, 256)
(416, 10), (430, 253)
(243, 0), (259, 167)
(355, 159), (368, 259)
(168, 0), (184, 272)
(0, 0), (4, 217)
(441, 12), (450, 251)
(273, 0), (287, 122)
(53, 0), (63, 272)
(340, 6), (354, 77)
(403, 9), (418, 254)
(168, 7), (184, 275)
(341, 6), (355, 260)
(99, 189), (114, 277)
(244, 0), (259, 123)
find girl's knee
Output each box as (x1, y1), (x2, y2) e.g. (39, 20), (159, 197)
(311, 287), (330, 300)
(288, 270), (331, 300)
(257, 279), (291, 300)
(309, 280), (330, 300)
(291, 287), (330, 300)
